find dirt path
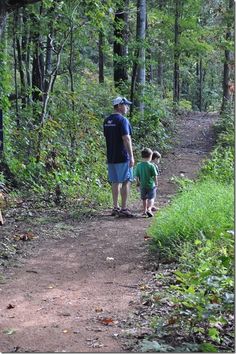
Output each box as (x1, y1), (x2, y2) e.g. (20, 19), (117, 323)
(0, 112), (218, 353)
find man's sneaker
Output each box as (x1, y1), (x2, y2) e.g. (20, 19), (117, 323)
(146, 210), (154, 217)
(111, 207), (121, 216)
(119, 208), (134, 218)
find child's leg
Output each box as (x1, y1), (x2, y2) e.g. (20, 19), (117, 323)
(147, 198), (155, 212)
(142, 199), (148, 213)
(151, 187), (158, 211)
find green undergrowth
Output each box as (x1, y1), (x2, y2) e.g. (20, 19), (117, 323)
(144, 177), (234, 351)
(143, 107), (234, 352)
(148, 179), (233, 258)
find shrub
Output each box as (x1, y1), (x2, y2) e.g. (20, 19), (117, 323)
(131, 84), (174, 153)
(200, 146), (234, 184)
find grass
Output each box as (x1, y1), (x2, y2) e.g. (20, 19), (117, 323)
(148, 178), (234, 255)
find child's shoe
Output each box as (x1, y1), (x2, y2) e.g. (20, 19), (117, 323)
(146, 210), (154, 217)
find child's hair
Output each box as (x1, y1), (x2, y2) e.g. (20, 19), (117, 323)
(152, 150), (161, 160)
(141, 147), (153, 158)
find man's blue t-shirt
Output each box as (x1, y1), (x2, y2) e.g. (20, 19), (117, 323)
(103, 113), (132, 163)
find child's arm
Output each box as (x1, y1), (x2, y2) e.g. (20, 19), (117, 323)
(154, 175), (158, 188)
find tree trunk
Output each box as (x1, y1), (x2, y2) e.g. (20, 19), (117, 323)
(195, 58), (203, 111)
(173, 0), (181, 104)
(15, 10), (28, 108)
(146, 13), (153, 83)
(136, 0), (146, 85)
(130, 51), (138, 116)
(156, 0), (164, 93)
(113, 0), (129, 87)
(135, 0), (146, 115)
(36, 30), (70, 162)
(221, 0), (234, 113)
(198, 58), (203, 111)
(31, 24), (44, 102)
(68, 25), (77, 154)
(0, 2), (7, 39)
(98, 30), (104, 83)
(13, 24), (20, 127)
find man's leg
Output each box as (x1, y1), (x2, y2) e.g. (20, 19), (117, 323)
(120, 180), (130, 209)
(111, 182), (120, 208)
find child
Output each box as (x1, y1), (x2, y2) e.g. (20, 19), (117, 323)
(151, 150), (161, 175)
(135, 148), (158, 217)
(151, 150), (161, 211)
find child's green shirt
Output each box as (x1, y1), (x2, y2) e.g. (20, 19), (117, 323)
(135, 161), (157, 189)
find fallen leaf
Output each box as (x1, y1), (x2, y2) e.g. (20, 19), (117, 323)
(142, 299), (152, 306)
(86, 337), (99, 341)
(95, 307), (103, 313)
(13, 235), (21, 241)
(13, 232), (36, 241)
(63, 329), (68, 333)
(73, 329), (80, 334)
(144, 235), (151, 241)
(58, 312), (71, 317)
(167, 316), (177, 325)
(3, 328), (16, 335)
(7, 304), (15, 309)
(100, 317), (114, 325)
(139, 284), (150, 290)
(153, 295), (162, 302)
(90, 342), (104, 348)
(47, 285), (55, 289)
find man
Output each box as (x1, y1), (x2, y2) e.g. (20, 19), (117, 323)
(103, 97), (135, 217)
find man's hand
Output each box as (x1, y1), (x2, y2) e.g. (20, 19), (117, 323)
(122, 135), (134, 167)
(129, 157), (135, 167)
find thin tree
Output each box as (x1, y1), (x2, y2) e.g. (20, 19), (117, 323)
(130, 0), (146, 116)
(173, 0), (182, 104)
(221, 0), (234, 113)
(98, 30), (105, 83)
(113, 0), (129, 87)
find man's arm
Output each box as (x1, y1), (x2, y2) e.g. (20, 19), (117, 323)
(122, 134), (134, 167)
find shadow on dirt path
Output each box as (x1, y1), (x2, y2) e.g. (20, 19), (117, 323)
(0, 112), (218, 353)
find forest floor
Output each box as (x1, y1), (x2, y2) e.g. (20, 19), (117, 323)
(0, 111), (218, 353)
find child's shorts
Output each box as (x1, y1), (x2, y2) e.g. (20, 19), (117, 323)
(140, 187), (156, 200)
(107, 162), (133, 183)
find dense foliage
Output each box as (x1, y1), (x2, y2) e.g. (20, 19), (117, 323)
(0, 0), (234, 205)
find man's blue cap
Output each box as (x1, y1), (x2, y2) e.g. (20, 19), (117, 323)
(112, 96), (132, 106)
